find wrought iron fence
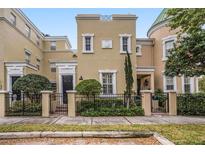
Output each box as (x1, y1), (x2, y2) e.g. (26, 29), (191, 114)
(5, 93), (42, 116)
(151, 92), (169, 113)
(76, 93), (141, 114)
(50, 93), (68, 115)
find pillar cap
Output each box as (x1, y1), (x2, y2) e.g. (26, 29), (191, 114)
(140, 90), (152, 93)
(41, 90), (53, 94)
(66, 90), (77, 93)
(0, 90), (9, 94)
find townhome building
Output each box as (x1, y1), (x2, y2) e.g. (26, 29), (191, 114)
(0, 8), (199, 104)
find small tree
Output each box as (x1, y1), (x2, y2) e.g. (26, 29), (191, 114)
(75, 79), (101, 98)
(13, 74), (52, 101)
(199, 76), (205, 92)
(124, 50), (134, 108)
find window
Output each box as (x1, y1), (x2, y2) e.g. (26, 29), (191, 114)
(102, 73), (114, 95)
(51, 67), (56, 72)
(85, 36), (91, 51)
(10, 12), (16, 26)
(165, 40), (174, 57)
(25, 50), (31, 63)
(164, 76), (176, 91)
(182, 76), (194, 93)
(184, 77), (191, 93)
(25, 24), (31, 38)
(36, 35), (40, 46)
(122, 37), (128, 52)
(82, 33), (94, 53)
(119, 34), (131, 53)
(162, 36), (176, 60)
(50, 41), (56, 50)
(36, 58), (40, 70)
(136, 45), (142, 56)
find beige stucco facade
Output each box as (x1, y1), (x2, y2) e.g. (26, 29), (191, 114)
(0, 8), (199, 97)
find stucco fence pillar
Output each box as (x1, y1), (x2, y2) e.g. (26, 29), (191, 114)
(67, 90), (77, 117)
(41, 91), (53, 117)
(141, 90), (152, 116)
(168, 91), (177, 116)
(0, 91), (8, 117)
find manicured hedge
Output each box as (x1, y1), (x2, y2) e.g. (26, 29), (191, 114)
(80, 106), (144, 117)
(77, 98), (144, 116)
(177, 93), (205, 116)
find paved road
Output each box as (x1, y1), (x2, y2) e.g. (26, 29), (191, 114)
(0, 115), (205, 125)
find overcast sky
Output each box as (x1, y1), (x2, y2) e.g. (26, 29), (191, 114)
(22, 8), (163, 49)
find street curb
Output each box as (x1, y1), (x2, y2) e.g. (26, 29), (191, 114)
(153, 132), (175, 145)
(0, 131), (174, 145)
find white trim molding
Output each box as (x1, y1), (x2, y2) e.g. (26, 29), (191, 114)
(181, 76), (195, 93)
(82, 33), (94, 53)
(56, 63), (77, 97)
(99, 69), (117, 95)
(136, 68), (155, 72)
(119, 33), (132, 53)
(163, 75), (177, 92)
(162, 35), (177, 61)
(136, 45), (142, 56)
(6, 64), (24, 92)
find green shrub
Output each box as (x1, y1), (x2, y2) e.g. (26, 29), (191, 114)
(80, 106), (144, 116)
(13, 74), (52, 94)
(77, 98), (124, 112)
(7, 101), (42, 113)
(177, 93), (205, 116)
(76, 79), (101, 97)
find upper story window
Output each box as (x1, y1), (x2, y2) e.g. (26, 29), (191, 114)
(82, 33), (94, 53)
(119, 34), (131, 53)
(36, 58), (40, 70)
(50, 41), (56, 50)
(122, 37), (128, 51)
(36, 35), (40, 46)
(165, 40), (174, 57)
(25, 49), (31, 64)
(136, 45), (142, 56)
(10, 12), (16, 26)
(85, 36), (91, 51)
(25, 24), (31, 38)
(162, 35), (176, 61)
(163, 75), (176, 92)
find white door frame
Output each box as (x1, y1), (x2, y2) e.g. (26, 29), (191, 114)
(56, 63), (76, 104)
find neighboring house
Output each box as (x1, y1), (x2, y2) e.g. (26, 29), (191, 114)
(0, 8), (199, 103)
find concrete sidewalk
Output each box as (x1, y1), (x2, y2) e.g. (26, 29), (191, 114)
(0, 115), (205, 125)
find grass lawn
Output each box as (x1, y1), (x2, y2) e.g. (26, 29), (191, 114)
(0, 124), (204, 145)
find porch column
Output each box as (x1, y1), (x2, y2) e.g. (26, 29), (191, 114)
(141, 90), (152, 116)
(67, 90), (77, 117)
(41, 91), (52, 117)
(168, 91), (177, 116)
(151, 72), (155, 92)
(0, 91), (8, 117)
